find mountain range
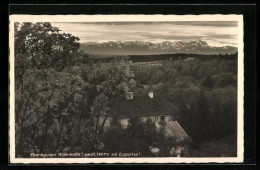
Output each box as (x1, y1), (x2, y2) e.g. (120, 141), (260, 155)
(80, 40), (237, 55)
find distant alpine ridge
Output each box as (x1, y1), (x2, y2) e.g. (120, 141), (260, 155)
(80, 40), (237, 55)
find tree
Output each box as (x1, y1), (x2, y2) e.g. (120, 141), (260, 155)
(80, 60), (136, 152)
(14, 22), (135, 157)
(201, 75), (214, 88)
(190, 134), (237, 157)
(15, 22), (81, 72)
(189, 90), (211, 144)
(15, 22), (87, 157)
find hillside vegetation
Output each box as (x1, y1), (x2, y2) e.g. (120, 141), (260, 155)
(131, 54), (237, 156)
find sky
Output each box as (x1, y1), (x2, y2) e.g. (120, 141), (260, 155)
(51, 21), (238, 47)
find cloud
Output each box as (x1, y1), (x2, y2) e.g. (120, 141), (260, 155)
(219, 41), (237, 45)
(138, 32), (206, 40)
(206, 33), (237, 39)
(60, 21), (238, 27)
(169, 21), (238, 27)
(51, 21), (238, 47)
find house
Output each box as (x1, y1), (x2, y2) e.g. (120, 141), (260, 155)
(99, 91), (191, 157)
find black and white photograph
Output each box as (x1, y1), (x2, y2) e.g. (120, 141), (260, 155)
(9, 15), (244, 163)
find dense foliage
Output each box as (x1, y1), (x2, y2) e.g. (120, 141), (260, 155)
(15, 23), (135, 157)
(132, 56), (237, 156)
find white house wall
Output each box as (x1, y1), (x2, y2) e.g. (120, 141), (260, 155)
(139, 115), (172, 123)
(99, 114), (173, 130)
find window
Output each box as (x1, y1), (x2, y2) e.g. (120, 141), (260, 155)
(160, 116), (165, 122)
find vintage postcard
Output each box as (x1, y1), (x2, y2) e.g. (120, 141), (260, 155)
(9, 14), (244, 164)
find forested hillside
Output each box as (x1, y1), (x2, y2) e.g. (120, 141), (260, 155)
(132, 55), (237, 156)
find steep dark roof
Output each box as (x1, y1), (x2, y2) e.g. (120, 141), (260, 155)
(110, 95), (178, 117)
(155, 121), (189, 140)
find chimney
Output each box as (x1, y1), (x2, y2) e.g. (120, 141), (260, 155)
(125, 92), (133, 100)
(148, 91), (153, 99)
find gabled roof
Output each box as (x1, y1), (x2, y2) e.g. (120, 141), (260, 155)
(109, 95), (178, 117)
(155, 121), (189, 141)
